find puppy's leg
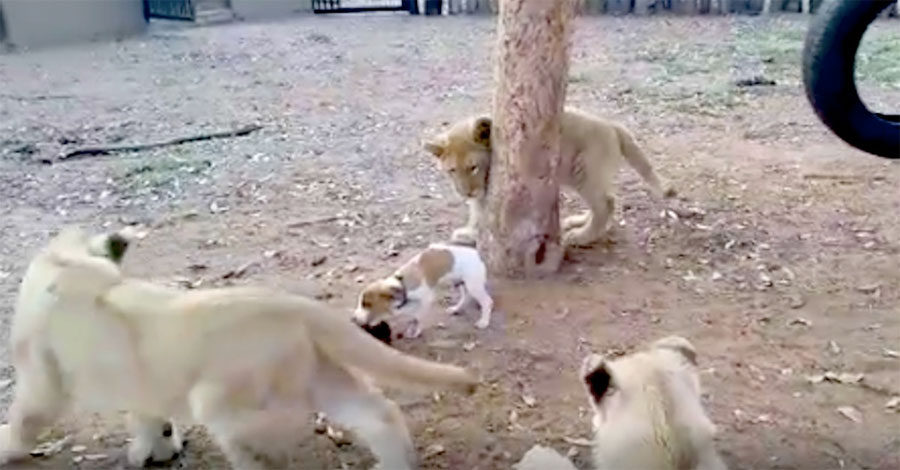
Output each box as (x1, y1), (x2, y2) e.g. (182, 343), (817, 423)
(126, 414), (184, 466)
(312, 360), (416, 470)
(447, 283), (469, 315)
(405, 291), (436, 338)
(0, 351), (66, 464)
(464, 277), (493, 330)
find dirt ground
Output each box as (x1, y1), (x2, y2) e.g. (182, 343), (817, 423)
(1, 12), (898, 470)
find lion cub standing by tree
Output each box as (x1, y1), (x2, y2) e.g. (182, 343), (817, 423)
(424, 108), (674, 247)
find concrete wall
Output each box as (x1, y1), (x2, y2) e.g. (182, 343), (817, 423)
(230, 0), (311, 20)
(0, 0), (146, 49)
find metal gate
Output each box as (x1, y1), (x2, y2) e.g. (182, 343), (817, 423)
(146, 0), (196, 20)
(312, 0), (413, 14)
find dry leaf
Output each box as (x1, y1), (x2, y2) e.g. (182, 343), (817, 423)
(314, 413), (327, 434)
(222, 262), (256, 280)
(561, 436), (592, 447)
(71, 445), (86, 453)
(30, 436), (72, 457)
(325, 426), (351, 446)
(806, 371), (864, 385)
(837, 406), (862, 423)
(423, 444), (445, 459)
(788, 295), (806, 309)
(462, 341), (477, 352)
(84, 454), (107, 461)
(522, 393), (537, 407)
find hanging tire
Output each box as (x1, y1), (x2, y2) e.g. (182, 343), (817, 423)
(802, 0), (899, 159)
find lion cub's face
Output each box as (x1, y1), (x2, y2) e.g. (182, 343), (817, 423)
(424, 116), (493, 199)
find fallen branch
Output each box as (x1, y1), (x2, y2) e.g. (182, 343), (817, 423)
(0, 93), (76, 101)
(57, 124), (263, 162)
(802, 173), (886, 182)
(287, 215), (343, 228)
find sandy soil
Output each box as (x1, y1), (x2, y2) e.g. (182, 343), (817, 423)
(0, 12), (898, 470)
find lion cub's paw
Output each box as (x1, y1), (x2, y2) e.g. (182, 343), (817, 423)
(0, 424), (31, 465)
(562, 228), (601, 248)
(451, 227), (477, 246)
(561, 213), (590, 231)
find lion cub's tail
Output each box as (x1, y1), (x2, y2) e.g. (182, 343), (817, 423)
(617, 127), (677, 199)
(301, 299), (478, 393)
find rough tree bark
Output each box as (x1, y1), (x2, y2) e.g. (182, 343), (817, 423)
(477, 0), (576, 278)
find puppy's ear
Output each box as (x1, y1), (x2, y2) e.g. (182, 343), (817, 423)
(424, 140), (446, 158)
(652, 335), (697, 365)
(581, 353), (614, 403)
(472, 117), (492, 147)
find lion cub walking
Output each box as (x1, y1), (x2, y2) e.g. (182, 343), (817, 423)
(0, 227), (478, 470)
(581, 336), (726, 470)
(424, 108), (674, 247)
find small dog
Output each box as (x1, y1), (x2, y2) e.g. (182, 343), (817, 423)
(581, 336), (727, 470)
(354, 243), (493, 338)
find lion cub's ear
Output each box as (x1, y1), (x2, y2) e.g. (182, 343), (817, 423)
(424, 140), (446, 158)
(582, 353), (614, 404)
(472, 117), (492, 147)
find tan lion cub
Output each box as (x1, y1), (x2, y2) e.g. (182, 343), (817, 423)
(581, 336), (726, 470)
(424, 108), (675, 247)
(0, 227), (478, 470)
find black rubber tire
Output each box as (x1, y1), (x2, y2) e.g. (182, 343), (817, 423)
(802, 0), (900, 159)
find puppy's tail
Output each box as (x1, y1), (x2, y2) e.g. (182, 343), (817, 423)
(617, 126), (677, 199)
(301, 299), (478, 393)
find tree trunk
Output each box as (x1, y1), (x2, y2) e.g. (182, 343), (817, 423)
(478, 0), (575, 278)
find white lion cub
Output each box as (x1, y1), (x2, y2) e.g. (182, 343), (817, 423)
(581, 336), (727, 470)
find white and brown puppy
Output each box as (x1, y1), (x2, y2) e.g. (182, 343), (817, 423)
(581, 336), (727, 470)
(0, 227), (478, 470)
(354, 243), (493, 338)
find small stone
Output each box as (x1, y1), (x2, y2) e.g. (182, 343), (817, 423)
(71, 445), (86, 453)
(310, 255), (327, 267)
(857, 283), (880, 294)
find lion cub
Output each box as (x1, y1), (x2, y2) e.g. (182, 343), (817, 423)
(424, 108), (674, 247)
(0, 227), (478, 470)
(581, 336), (726, 470)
